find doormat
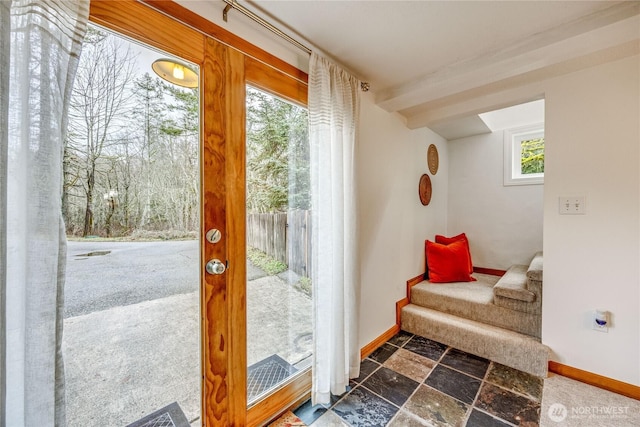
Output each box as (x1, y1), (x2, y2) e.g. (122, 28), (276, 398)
(125, 402), (190, 427)
(269, 410), (307, 427)
(248, 354), (298, 401)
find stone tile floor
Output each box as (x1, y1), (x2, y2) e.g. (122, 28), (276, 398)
(295, 331), (543, 427)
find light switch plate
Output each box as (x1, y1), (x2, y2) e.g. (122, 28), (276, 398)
(559, 196), (585, 215)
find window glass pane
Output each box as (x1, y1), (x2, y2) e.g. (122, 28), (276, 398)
(64, 25), (201, 427)
(520, 137), (544, 175)
(245, 85), (311, 406)
(503, 122), (544, 186)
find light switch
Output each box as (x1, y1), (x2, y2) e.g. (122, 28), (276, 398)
(559, 196), (585, 215)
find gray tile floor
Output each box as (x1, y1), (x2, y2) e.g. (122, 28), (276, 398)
(295, 331), (542, 427)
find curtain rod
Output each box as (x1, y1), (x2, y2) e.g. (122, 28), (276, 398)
(222, 0), (370, 91)
(222, 0), (311, 54)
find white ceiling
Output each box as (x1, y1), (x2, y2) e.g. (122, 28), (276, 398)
(182, 1), (640, 137)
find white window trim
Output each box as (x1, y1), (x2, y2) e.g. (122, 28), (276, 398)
(503, 123), (544, 186)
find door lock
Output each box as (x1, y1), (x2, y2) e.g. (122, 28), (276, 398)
(206, 259), (226, 275)
(205, 228), (222, 244)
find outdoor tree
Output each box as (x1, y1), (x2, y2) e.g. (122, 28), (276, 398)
(132, 72), (165, 227)
(63, 27), (201, 238)
(110, 134), (138, 234)
(246, 87), (309, 213)
(159, 83), (200, 231)
(245, 87), (311, 277)
(62, 25), (310, 242)
(64, 28), (137, 236)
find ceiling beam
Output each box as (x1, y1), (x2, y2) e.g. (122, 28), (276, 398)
(377, 2), (640, 115)
(404, 39), (639, 130)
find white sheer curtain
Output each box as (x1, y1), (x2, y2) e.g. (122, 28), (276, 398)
(2, 1), (88, 425)
(309, 52), (361, 405)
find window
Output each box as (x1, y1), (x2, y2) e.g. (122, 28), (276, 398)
(504, 123), (544, 186)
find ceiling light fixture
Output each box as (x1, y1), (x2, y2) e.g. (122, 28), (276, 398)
(152, 58), (198, 88)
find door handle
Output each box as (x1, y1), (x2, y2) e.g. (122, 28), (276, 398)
(206, 259), (226, 275)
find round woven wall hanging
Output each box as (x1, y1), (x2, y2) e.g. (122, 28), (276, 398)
(427, 144), (439, 175)
(419, 174), (432, 206)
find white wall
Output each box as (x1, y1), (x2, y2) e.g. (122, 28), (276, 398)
(360, 55), (640, 385)
(416, 54), (639, 387)
(542, 55), (639, 386)
(447, 131), (544, 269)
(357, 93), (448, 347)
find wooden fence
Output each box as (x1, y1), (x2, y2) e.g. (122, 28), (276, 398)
(247, 210), (311, 277)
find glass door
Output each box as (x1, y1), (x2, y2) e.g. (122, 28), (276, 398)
(62, 24), (202, 427)
(88, 2), (249, 425)
(91, 2), (312, 424)
(245, 85), (311, 406)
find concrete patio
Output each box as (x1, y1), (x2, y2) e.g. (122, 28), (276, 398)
(62, 241), (312, 427)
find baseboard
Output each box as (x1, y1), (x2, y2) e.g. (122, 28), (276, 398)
(360, 324), (399, 359)
(406, 273), (425, 290)
(368, 272), (447, 360)
(362, 274), (426, 362)
(549, 361), (640, 401)
(416, 268), (506, 280)
(395, 273), (425, 330)
(395, 298), (409, 327)
(473, 267), (507, 277)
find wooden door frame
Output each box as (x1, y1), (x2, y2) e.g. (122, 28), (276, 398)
(89, 1), (309, 425)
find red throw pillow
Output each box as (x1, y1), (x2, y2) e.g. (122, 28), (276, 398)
(426, 240), (476, 283)
(435, 233), (473, 274)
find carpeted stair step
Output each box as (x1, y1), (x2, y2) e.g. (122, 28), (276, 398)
(409, 273), (541, 337)
(401, 303), (549, 377)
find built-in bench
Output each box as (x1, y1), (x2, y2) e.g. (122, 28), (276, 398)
(401, 252), (549, 377)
